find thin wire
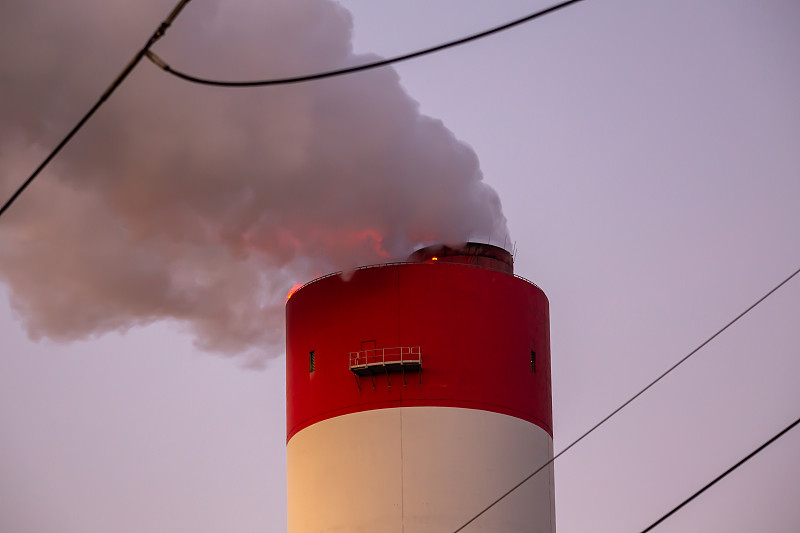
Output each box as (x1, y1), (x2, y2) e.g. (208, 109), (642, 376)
(453, 264), (800, 532)
(0, 0), (194, 220)
(639, 414), (800, 532)
(145, 0), (588, 87)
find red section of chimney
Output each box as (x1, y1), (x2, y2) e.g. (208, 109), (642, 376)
(285, 252), (551, 442)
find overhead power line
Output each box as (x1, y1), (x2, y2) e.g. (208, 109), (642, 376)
(453, 264), (800, 532)
(1, 0), (588, 218)
(639, 414), (800, 532)
(0, 0), (194, 220)
(145, 0), (588, 87)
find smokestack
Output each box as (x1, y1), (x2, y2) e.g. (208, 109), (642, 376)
(285, 243), (554, 531)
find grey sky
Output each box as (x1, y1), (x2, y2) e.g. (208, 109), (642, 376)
(2, 1), (799, 532)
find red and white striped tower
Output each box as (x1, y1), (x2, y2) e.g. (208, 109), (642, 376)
(286, 243), (554, 532)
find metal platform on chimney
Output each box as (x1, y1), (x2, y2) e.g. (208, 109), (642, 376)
(349, 347), (421, 388)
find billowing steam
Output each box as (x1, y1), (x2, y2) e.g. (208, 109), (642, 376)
(0, 0), (508, 363)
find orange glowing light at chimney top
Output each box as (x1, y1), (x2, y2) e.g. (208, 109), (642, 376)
(286, 283), (303, 300)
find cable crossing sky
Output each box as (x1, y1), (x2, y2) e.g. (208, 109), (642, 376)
(452, 264), (800, 531)
(144, 0), (587, 87)
(0, 0), (586, 218)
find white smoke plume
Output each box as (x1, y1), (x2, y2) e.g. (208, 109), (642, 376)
(0, 0), (508, 363)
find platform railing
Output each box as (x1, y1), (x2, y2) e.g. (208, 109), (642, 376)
(349, 346), (421, 370)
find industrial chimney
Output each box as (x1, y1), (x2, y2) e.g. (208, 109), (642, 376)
(285, 243), (554, 532)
